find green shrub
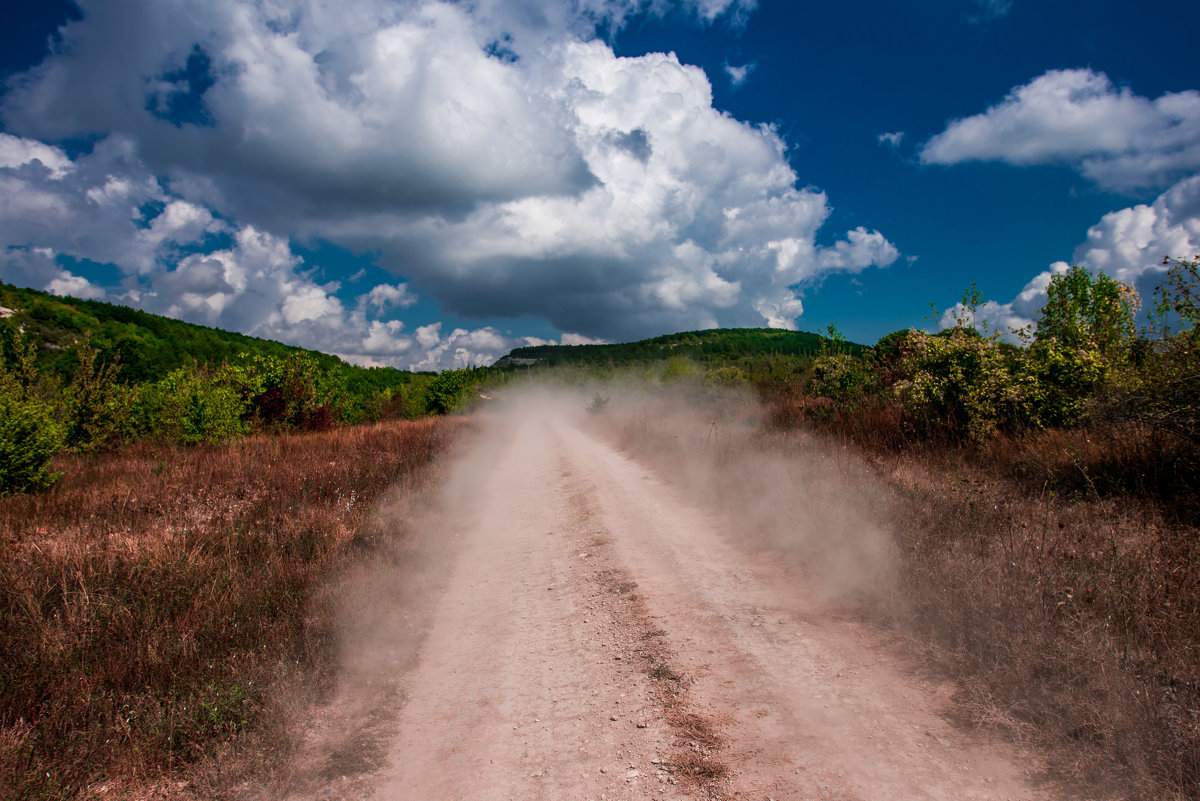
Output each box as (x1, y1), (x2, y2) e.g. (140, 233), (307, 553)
(0, 380), (64, 493)
(0, 323), (64, 493)
(337, 390), (386, 426)
(703, 365), (749, 388)
(425, 368), (485, 415)
(661, 356), (704, 383)
(244, 352), (343, 431)
(386, 378), (431, 419)
(809, 352), (875, 410)
(891, 328), (1031, 441)
(1024, 338), (1106, 428)
(142, 365), (248, 444)
(63, 341), (133, 453)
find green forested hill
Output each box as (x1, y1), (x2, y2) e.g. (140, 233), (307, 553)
(495, 327), (859, 369)
(0, 281), (422, 394)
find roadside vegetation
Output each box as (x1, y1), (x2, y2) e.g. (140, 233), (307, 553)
(0, 282), (487, 494)
(0, 285), (485, 798)
(0, 416), (461, 799)
(786, 260), (1199, 799)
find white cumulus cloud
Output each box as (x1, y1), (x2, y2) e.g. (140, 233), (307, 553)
(45, 272), (105, 300)
(364, 282), (418, 311)
(920, 68), (1200, 191)
(877, 131), (904, 148)
(0, 133), (72, 178)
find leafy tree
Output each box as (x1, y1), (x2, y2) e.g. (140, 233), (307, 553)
(63, 340), (133, 453)
(1034, 265), (1138, 359)
(1154, 255), (1200, 340)
(1029, 266), (1140, 426)
(425, 368), (486, 414)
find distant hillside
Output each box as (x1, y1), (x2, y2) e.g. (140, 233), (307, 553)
(494, 327), (861, 369)
(0, 281), (423, 394)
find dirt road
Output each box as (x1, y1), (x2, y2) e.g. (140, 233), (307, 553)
(308, 397), (1052, 800)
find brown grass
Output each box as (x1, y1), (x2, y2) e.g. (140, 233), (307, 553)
(779, 395), (1200, 797)
(0, 418), (460, 800)
(876, 444), (1200, 799)
(987, 424), (1200, 521)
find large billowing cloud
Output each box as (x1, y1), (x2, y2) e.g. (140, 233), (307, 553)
(1075, 173), (1200, 286)
(1, 0), (895, 367)
(920, 69), (1200, 191)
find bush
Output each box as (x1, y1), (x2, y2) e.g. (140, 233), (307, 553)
(62, 341), (133, 453)
(425, 368), (485, 415)
(809, 352), (875, 410)
(0, 380), (64, 493)
(244, 352), (343, 431)
(138, 365), (248, 444)
(890, 328), (1032, 441)
(661, 356), (704, 383)
(385, 378), (432, 419)
(0, 323), (64, 493)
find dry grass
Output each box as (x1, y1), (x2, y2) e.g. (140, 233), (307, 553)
(877, 445), (1200, 799)
(987, 424), (1200, 521)
(0, 418), (460, 800)
(785, 396), (1200, 797)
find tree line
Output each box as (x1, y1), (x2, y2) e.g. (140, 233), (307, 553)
(0, 283), (488, 493)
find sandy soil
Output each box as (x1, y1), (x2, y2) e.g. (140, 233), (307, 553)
(285, 398), (1055, 801)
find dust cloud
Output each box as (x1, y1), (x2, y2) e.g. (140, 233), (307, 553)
(270, 415), (532, 794)
(320, 378), (897, 765)
(336, 378), (897, 680)
(487, 379), (899, 609)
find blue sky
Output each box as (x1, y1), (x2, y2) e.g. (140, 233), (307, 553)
(1, 0), (1198, 369)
